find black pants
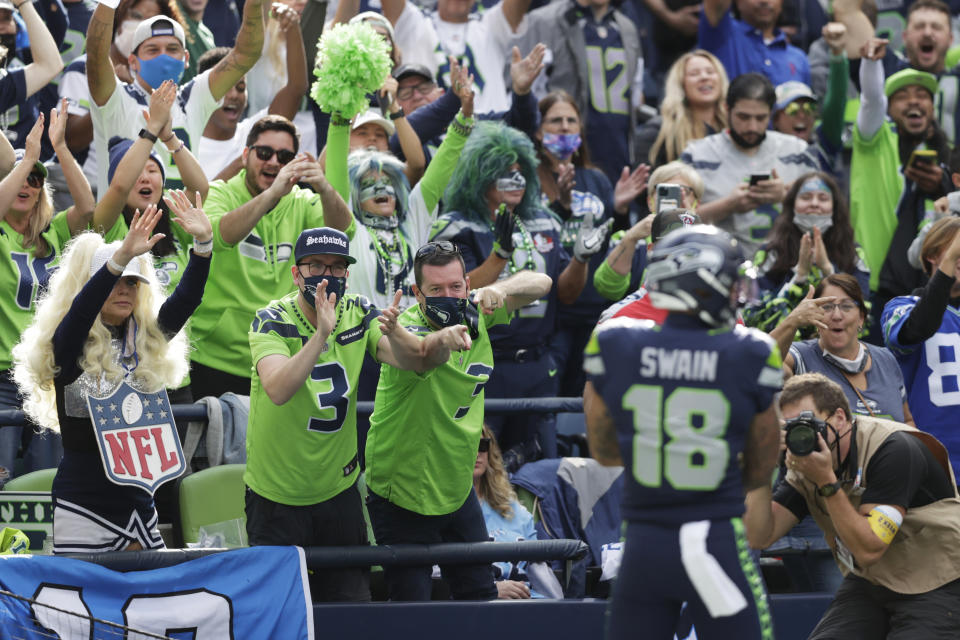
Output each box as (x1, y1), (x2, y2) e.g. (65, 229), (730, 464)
(809, 574), (960, 639)
(245, 482), (370, 602)
(366, 489), (497, 601)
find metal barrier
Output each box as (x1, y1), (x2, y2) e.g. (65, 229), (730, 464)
(0, 397), (586, 426)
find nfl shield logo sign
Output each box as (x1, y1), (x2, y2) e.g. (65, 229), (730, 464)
(87, 382), (186, 494)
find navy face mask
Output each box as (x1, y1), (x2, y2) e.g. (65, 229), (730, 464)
(302, 275), (346, 308)
(423, 296), (480, 338)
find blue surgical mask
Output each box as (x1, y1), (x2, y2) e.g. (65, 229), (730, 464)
(541, 133), (582, 159)
(423, 296), (466, 328)
(136, 54), (185, 89)
(302, 275), (346, 308)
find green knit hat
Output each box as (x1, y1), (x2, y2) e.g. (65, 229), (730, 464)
(884, 68), (938, 98)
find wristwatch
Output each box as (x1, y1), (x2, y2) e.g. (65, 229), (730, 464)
(817, 481), (842, 497)
(138, 128), (158, 143)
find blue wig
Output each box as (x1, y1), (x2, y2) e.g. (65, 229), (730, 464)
(442, 121), (542, 224)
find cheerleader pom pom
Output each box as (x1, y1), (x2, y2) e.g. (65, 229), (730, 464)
(310, 22), (393, 119)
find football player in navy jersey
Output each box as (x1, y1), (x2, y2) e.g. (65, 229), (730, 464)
(583, 226), (782, 639)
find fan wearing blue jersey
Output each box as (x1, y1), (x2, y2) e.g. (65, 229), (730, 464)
(882, 216), (960, 476)
(584, 226), (781, 640)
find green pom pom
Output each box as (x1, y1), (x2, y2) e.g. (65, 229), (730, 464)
(310, 22), (393, 120)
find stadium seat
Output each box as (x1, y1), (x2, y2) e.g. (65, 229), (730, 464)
(2, 468), (56, 492)
(178, 464), (247, 546)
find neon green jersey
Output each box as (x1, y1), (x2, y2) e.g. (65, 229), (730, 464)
(190, 170), (329, 377)
(364, 303), (511, 515)
(245, 291), (383, 505)
(0, 210), (72, 370)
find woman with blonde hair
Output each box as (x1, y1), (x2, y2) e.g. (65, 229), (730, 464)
(474, 426), (537, 599)
(12, 201), (211, 554)
(0, 102), (95, 487)
(638, 50), (729, 168)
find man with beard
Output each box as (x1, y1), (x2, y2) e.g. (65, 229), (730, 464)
(834, 0), (960, 144)
(680, 72), (818, 256)
(851, 37), (952, 337)
(188, 115), (353, 399)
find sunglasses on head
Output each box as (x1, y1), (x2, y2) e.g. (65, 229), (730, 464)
(26, 172), (44, 189)
(250, 145), (296, 165)
(415, 240), (460, 260)
(478, 437), (491, 453)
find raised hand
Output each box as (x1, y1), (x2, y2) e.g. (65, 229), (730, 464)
(574, 211), (613, 263)
(556, 162), (575, 209)
(614, 163), (649, 214)
(795, 232), (813, 280)
(493, 203), (517, 258)
(624, 213), (655, 244)
(822, 22), (847, 56)
(23, 113), (45, 164)
(449, 56), (475, 118)
(748, 168), (786, 205)
(379, 76), (399, 112)
(860, 37), (888, 61)
(48, 99), (69, 150)
(266, 155), (310, 199)
(792, 285), (836, 332)
(116, 204), (165, 265)
(510, 43), (545, 96)
(271, 1), (300, 31)
(377, 289), (404, 336)
(164, 189), (212, 244)
(312, 278), (338, 339)
(143, 79), (176, 138)
(811, 226), (834, 275)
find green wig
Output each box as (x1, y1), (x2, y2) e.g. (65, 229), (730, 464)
(442, 121), (542, 224)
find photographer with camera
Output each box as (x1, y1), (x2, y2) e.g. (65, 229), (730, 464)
(745, 373), (960, 639)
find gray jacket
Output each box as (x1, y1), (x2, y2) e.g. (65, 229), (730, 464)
(520, 0), (642, 164)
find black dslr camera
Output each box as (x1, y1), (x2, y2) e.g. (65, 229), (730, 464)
(784, 411), (830, 456)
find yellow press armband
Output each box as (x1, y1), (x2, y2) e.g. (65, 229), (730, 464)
(867, 505), (903, 545)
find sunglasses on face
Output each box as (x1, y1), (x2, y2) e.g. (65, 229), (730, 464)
(250, 145), (296, 165)
(478, 437), (491, 453)
(783, 101), (817, 117)
(415, 240), (460, 260)
(26, 172), (44, 189)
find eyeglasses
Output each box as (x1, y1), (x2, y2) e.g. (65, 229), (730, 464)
(26, 172), (44, 189)
(297, 262), (348, 277)
(478, 437), (491, 453)
(250, 145), (296, 165)
(783, 101), (817, 117)
(821, 302), (859, 314)
(397, 80), (437, 101)
(415, 241), (460, 260)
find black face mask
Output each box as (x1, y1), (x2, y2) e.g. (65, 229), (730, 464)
(0, 34), (15, 66)
(729, 127), (766, 150)
(422, 296), (480, 339)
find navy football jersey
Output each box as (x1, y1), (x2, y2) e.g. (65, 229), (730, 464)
(584, 314), (782, 525)
(430, 208), (570, 350)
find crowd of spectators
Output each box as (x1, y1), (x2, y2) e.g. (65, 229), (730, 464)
(1, 0), (960, 609)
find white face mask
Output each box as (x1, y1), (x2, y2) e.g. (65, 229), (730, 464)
(114, 20), (140, 60)
(794, 214), (833, 234)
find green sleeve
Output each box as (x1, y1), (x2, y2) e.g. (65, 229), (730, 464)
(419, 114), (474, 212)
(593, 259), (631, 301)
(325, 119), (351, 204)
(49, 210), (73, 250)
(821, 52), (848, 151)
(249, 328), (294, 366)
(481, 304), (514, 329)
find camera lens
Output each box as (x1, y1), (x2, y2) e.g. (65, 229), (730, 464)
(785, 422), (817, 456)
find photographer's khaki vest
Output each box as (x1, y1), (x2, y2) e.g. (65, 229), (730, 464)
(787, 416), (960, 594)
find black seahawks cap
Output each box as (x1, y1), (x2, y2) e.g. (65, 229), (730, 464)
(295, 227), (356, 264)
(652, 208), (701, 242)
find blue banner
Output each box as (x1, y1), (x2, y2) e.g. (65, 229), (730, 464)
(0, 546), (313, 639)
